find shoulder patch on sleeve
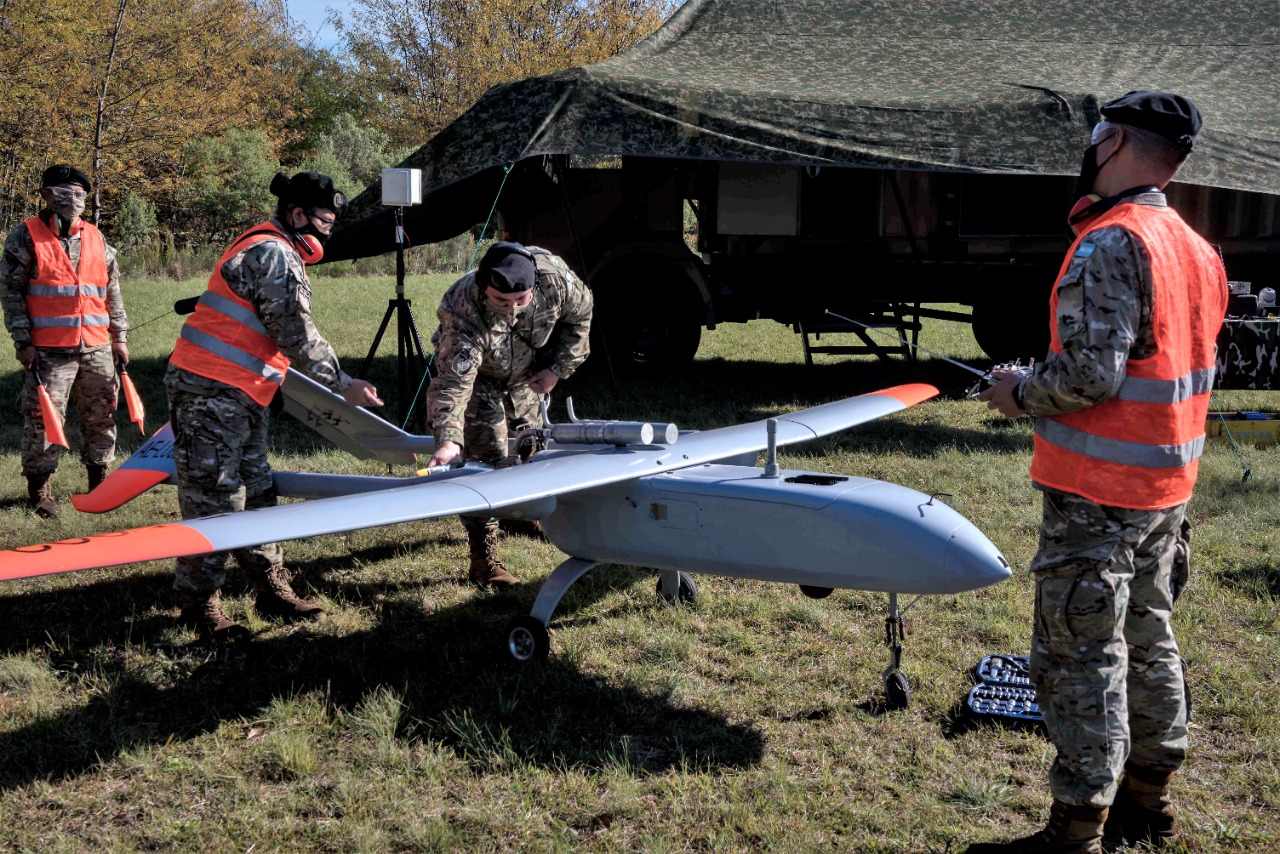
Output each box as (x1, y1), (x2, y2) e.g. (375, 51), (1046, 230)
(1075, 242), (1096, 258)
(451, 346), (477, 376)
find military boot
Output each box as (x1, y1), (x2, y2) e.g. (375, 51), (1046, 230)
(180, 589), (250, 641)
(251, 565), (324, 621)
(26, 474), (58, 519)
(498, 517), (546, 540)
(86, 464), (108, 492)
(468, 526), (521, 590)
(965, 800), (1107, 854)
(1104, 764), (1177, 848)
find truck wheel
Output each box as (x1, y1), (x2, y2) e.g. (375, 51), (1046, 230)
(593, 260), (702, 376)
(971, 277), (1053, 363)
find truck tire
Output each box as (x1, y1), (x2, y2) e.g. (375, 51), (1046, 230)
(592, 258), (703, 376)
(971, 276), (1053, 363)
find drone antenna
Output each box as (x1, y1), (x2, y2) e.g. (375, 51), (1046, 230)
(762, 418), (781, 479)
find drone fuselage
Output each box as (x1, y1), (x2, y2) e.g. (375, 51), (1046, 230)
(542, 463), (1010, 595)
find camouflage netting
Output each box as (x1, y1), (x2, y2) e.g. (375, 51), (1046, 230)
(326, 0), (1280, 262)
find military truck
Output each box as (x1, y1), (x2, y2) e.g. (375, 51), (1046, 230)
(496, 155), (1278, 370)
(327, 0), (1279, 374)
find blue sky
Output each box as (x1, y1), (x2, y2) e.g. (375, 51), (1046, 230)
(285, 0), (342, 48)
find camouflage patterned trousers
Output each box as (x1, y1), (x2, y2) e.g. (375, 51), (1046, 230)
(20, 347), (118, 477)
(1030, 488), (1191, 808)
(167, 383), (281, 595)
(460, 376), (542, 536)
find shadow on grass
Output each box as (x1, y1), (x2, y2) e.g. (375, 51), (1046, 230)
(0, 549), (764, 792)
(940, 697), (1046, 740)
(1216, 562), (1280, 600)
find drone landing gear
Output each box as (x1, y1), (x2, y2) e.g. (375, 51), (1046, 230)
(505, 616), (549, 663)
(503, 556), (597, 664)
(881, 591), (916, 711)
(503, 560), (702, 663)
(656, 569), (698, 604)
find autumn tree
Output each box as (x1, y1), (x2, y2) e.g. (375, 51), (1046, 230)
(333, 0), (678, 148)
(279, 45), (379, 165)
(0, 0), (298, 235)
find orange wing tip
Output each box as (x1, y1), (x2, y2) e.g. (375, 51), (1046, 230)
(70, 469), (171, 514)
(865, 383), (941, 408)
(0, 524), (214, 582)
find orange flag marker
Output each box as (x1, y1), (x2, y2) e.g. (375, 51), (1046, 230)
(119, 365), (146, 434)
(32, 364), (69, 448)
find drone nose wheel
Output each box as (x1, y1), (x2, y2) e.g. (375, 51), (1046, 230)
(504, 616), (550, 663)
(884, 670), (911, 710)
(881, 591), (911, 710)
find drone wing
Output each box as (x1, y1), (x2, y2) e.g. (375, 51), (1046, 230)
(70, 371), (437, 514)
(1, 383), (936, 583)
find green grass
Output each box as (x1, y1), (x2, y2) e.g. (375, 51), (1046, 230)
(0, 274), (1276, 852)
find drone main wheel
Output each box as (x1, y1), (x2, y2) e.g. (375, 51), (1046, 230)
(798, 585), (833, 599)
(656, 573), (699, 604)
(504, 616), (549, 663)
(884, 671), (911, 710)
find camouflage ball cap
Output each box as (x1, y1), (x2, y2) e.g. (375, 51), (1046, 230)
(41, 163), (91, 192)
(479, 242), (537, 293)
(1101, 91), (1202, 153)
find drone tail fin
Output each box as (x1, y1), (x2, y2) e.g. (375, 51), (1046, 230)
(70, 422), (176, 513)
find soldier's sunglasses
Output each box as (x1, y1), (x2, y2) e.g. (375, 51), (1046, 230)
(48, 186), (87, 201)
(307, 210), (337, 230)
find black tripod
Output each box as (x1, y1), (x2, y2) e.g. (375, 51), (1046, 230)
(358, 206), (430, 433)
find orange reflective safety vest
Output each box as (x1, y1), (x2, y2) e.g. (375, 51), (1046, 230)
(1030, 202), (1227, 510)
(168, 222), (299, 406)
(24, 215), (111, 348)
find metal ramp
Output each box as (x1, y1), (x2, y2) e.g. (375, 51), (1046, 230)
(796, 303), (921, 366)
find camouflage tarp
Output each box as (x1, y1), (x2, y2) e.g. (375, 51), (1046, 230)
(326, 0), (1280, 262)
(1217, 318), (1280, 390)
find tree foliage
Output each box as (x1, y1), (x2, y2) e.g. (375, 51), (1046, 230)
(279, 46), (378, 164)
(334, 0), (677, 147)
(306, 114), (409, 194)
(177, 128), (281, 240)
(0, 0), (677, 257)
(113, 189), (158, 248)
(0, 0), (296, 231)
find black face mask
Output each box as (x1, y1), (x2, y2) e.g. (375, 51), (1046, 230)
(1074, 136), (1120, 198)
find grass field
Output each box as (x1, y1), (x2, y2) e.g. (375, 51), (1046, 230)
(0, 273), (1276, 852)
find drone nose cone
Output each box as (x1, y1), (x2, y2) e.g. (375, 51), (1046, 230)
(944, 523), (1012, 592)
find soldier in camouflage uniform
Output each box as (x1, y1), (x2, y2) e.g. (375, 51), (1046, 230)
(425, 241), (593, 589)
(0, 164), (129, 518)
(165, 172), (382, 639)
(973, 93), (1227, 854)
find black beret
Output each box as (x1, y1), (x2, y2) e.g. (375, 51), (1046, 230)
(41, 164), (91, 192)
(478, 241), (537, 293)
(1101, 90), (1202, 153)
(269, 171), (348, 214)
